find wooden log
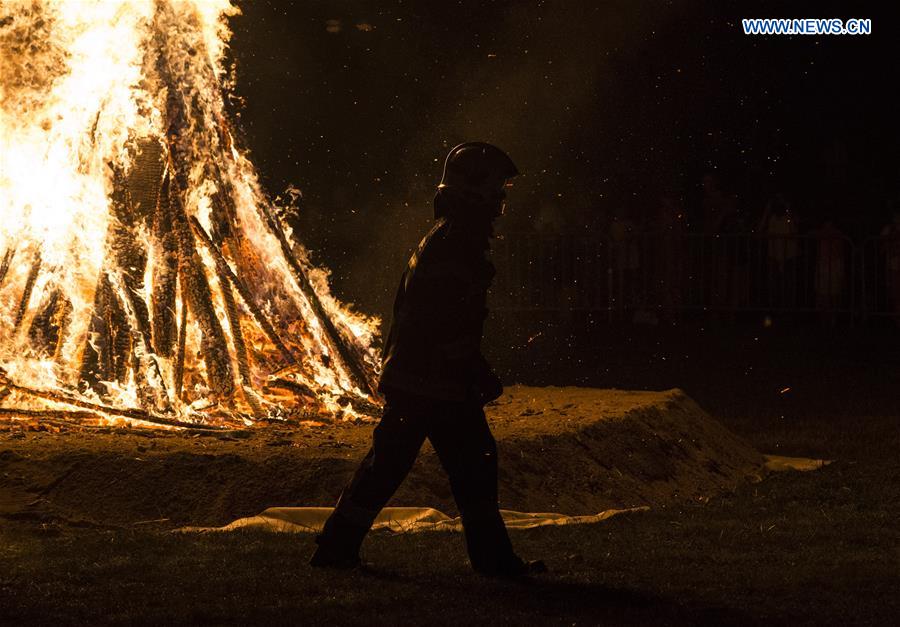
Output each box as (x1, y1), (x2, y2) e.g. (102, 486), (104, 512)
(0, 406), (230, 432)
(27, 289), (62, 355)
(106, 270), (170, 413)
(13, 253), (41, 332)
(109, 172), (154, 350)
(0, 407), (248, 436)
(163, 162), (235, 399)
(153, 87), (237, 400)
(151, 170), (179, 357)
(188, 216), (299, 368)
(79, 272), (132, 391)
(108, 274), (131, 384)
(266, 378), (378, 417)
(173, 272), (188, 401)
(0, 406), (101, 423)
(23, 287), (72, 361)
(154, 29), (235, 243)
(214, 255), (263, 417)
(0, 372), (229, 431)
(265, 376), (317, 401)
(50, 293), (72, 363)
(78, 275), (113, 391)
(337, 394), (382, 418)
(0, 407), (107, 425)
(78, 278), (106, 389)
(105, 171), (171, 411)
(174, 217), (234, 398)
(253, 201), (378, 397)
(78, 176), (142, 389)
(0, 247), (14, 288)
(79, 164), (160, 396)
(125, 139), (166, 222)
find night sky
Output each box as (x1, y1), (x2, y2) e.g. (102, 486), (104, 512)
(225, 0), (899, 317)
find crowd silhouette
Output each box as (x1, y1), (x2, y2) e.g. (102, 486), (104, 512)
(494, 175), (900, 327)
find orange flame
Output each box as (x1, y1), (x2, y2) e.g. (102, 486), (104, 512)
(0, 1), (380, 429)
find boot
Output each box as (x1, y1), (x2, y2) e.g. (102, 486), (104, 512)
(463, 514), (547, 577)
(309, 512), (368, 569)
(478, 554), (548, 578)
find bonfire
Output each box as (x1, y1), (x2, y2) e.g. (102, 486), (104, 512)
(0, 1), (381, 430)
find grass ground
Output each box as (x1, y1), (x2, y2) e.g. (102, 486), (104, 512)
(1, 319), (898, 625)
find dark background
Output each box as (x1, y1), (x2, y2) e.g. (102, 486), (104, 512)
(225, 0), (900, 322)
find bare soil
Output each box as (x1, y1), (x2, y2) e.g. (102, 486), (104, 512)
(0, 386), (764, 529)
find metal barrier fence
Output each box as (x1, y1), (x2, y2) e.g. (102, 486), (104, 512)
(490, 232), (885, 320)
(861, 236), (900, 320)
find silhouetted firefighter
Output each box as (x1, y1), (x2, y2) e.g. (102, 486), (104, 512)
(310, 143), (546, 577)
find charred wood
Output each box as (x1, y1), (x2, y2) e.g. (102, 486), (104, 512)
(169, 186), (234, 399)
(215, 255), (262, 417)
(150, 171), (179, 357)
(189, 216), (299, 368)
(0, 407), (243, 434)
(255, 202), (377, 397)
(13, 253), (41, 332)
(157, 65), (236, 400)
(79, 276), (111, 391)
(0, 372), (227, 431)
(265, 377), (317, 403)
(27, 289), (71, 358)
(106, 270), (170, 413)
(109, 171), (153, 350)
(174, 274), (188, 401)
(0, 247), (14, 288)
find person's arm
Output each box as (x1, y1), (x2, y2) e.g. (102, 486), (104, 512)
(405, 249), (500, 403)
(405, 260), (478, 352)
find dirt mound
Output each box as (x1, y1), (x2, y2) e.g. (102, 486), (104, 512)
(0, 387), (764, 528)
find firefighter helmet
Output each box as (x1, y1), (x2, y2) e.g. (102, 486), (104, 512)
(437, 142), (519, 207)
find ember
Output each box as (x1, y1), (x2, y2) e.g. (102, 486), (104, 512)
(0, 1), (380, 429)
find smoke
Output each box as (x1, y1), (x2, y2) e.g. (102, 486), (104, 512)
(337, 1), (678, 316)
(227, 0), (900, 326)
(225, 1), (695, 319)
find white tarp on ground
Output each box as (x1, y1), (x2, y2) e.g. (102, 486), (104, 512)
(181, 506), (652, 534)
(181, 454), (829, 535)
(763, 454), (832, 472)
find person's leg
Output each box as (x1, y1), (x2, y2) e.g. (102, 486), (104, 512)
(311, 394), (427, 567)
(427, 402), (522, 574)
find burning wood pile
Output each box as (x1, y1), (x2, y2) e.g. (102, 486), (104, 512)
(0, 1), (380, 429)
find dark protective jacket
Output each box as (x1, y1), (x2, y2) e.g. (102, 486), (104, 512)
(379, 217), (501, 403)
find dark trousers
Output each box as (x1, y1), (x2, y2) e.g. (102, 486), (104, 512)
(319, 391), (517, 572)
